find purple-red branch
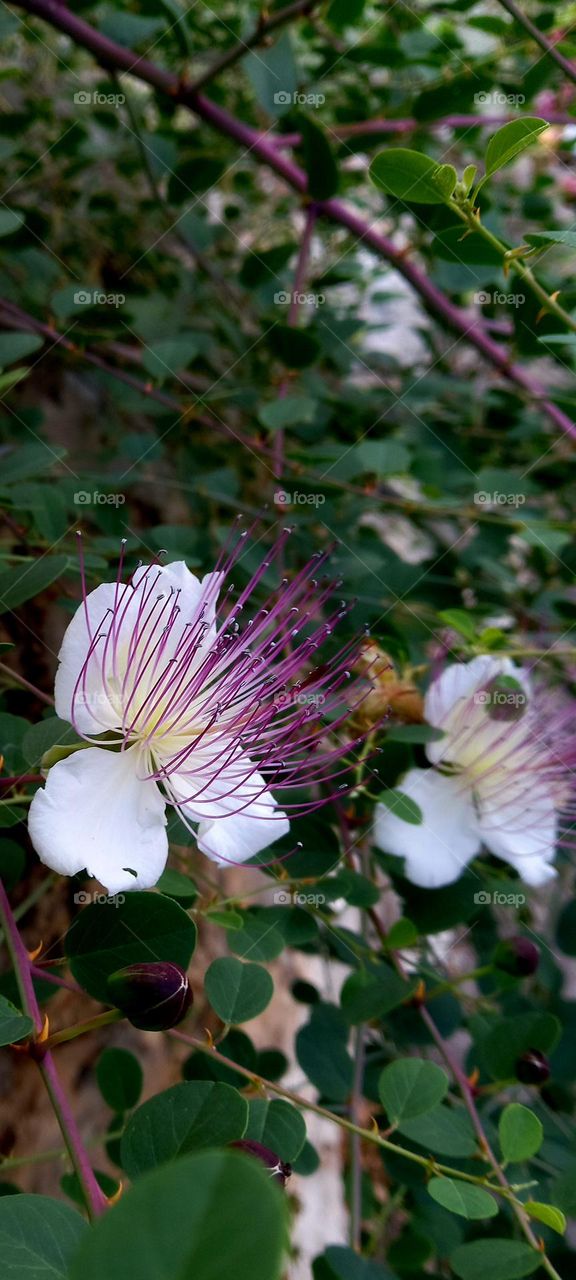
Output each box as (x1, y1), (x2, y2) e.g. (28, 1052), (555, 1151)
(10, 0), (576, 441)
(0, 878), (107, 1217)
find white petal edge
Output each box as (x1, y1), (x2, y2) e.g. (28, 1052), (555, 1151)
(165, 753), (290, 866)
(478, 798), (558, 886)
(424, 656), (531, 765)
(28, 746), (168, 894)
(373, 767), (481, 888)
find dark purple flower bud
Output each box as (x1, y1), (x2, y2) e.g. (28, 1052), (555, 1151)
(515, 1049), (550, 1085)
(107, 961), (192, 1031)
(231, 1139), (292, 1187)
(493, 936), (540, 977)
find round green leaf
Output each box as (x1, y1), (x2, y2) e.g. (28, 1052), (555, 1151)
(228, 913), (285, 962)
(498, 1104), (543, 1163)
(379, 1059), (449, 1122)
(245, 1099), (306, 1163)
(65, 894), (196, 1003)
(397, 1106), (477, 1157)
(204, 957), (273, 1023)
(451, 1239), (540, 1280)
(68, 1151), (286, 1280)
(370, 149), (457, 204)
(0, 1194), (87, 1278)
(427, 1177), (498, 1220)
(121, 1082), (249, 1177)
(96, 1048), (143, 1112)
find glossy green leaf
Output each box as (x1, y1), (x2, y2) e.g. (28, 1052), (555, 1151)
(498, 1103), (543, 1162)
(204, 957), (273, 1023)
(68, 1151), (286, 1280)
(121, 1082), (249, 1177)
(0, 1194), (87, 1278)
(427, 1177), (498, 1219)
(451, 1239), (540, 1280)
(524, 1201), (566, 1234)
(370, 149), (457, 204)
(245, 1099), (306, 1162)
(379, 1059), (449, 1122)
(65, 894), (196, 1003)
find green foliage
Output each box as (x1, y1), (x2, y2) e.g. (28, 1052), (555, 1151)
(67, 1152), (286, 1280)
(121, 1083), (249, 1176)
(0, 995), (33, 1046)
(204, 957), (274, 1023)
(378, 1059), (449, 1122)
(498, 1103), (543, 1163)
(65, 895), (197, 1003)
(0, 4), (574, 1278)
(0, 1195), (87, 1278)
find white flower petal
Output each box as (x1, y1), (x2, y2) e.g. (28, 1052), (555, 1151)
(373, 767), (481, 888)
(28, 746), (168, 894)
(478, 798), (558, 886)
(55, 582), (130, 733)
(166, 751), (289, 865)
(425, 656), (530, 765)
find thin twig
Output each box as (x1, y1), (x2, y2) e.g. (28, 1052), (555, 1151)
(189, 0), (319, 92)
(0, 879), (107, 1219)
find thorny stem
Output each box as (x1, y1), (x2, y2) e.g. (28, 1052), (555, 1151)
(45, 1009), (123, 1049)
(189, 0), (319, 91)
(364, 903), (564, 1280)
(449, 200), (576, 334)
(0, 880), (107, 1219)
(169, 1029), (542, 1212)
